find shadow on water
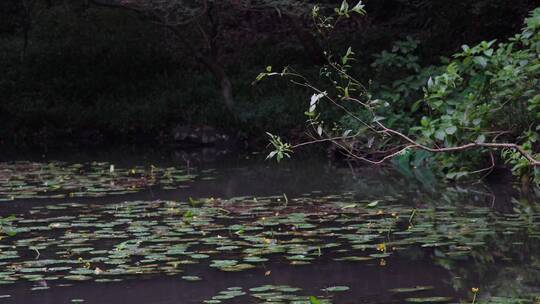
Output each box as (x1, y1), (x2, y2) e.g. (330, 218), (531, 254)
(0, 147), (539, 303)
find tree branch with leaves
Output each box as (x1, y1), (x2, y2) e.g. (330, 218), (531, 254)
(260, 1), (540, 186)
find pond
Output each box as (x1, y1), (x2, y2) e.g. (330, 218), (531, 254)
(0, 148), (539, 304)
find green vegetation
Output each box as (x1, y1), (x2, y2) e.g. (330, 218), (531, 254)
(0, 161), (196, 200)
(1, 2), (540, 302)
(0, 215), (17, 237)
(1, 1), (536, 153)
(266, 4), (540, 186)
(0, 179), (539, 302)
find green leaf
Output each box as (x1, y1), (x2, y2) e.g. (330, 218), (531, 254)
(427, 77), (434, 88)
(411, 100), (423, 112)
(473, 56), (488, 68)
(322, 286), (350, 292)
(445, 126), (457, 135)
(476, 134), (486, 143)
(420, 117), (430, 127)
(435, 130), (446, 141)
(367, 201), (379, 207)
(352, 1), (366, 14)
(340, 0), (349, 14)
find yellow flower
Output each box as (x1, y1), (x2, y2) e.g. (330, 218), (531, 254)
(471, 287), (479, 293)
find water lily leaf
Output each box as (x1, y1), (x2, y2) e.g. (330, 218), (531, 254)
(321, 286), (350, 292)
(405, 297), (452, 303)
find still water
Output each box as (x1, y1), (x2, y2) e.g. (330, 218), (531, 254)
(0, 148), (539, 303)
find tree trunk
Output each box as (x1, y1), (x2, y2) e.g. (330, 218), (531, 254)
(219, 75), (234, 111)
(21, 26), (29, 62)
(20, 0), (33, 62)
(204, 58), (234, 111)
(89, 0), (235, 110)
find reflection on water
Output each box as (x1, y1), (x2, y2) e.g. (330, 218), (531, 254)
(0, 148), (539, 303)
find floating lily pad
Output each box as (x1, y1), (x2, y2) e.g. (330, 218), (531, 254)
(405, 297), (452, 302)
(321, 286), (350, 292)
(181, 276), (202, 281)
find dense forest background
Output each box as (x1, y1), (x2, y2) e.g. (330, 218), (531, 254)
(0, 0), (538, 147)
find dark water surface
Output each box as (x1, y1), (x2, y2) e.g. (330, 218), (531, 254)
(0, 148), (539, 303)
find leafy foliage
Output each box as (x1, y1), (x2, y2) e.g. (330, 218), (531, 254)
(266, 132), (292, 162)
(265, 4), (540, 186)
(416, 8), (540, 182)
(0, 215), (17, 237)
